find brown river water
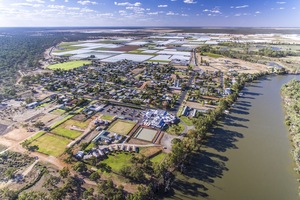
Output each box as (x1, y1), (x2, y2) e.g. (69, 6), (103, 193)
(166, 75), (300, 200)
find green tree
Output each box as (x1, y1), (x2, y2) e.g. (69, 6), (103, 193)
(127, 185), (154, 200)
(89, 172), (100, 182)
(73, 162), (87, 173)
(18, 191), (49, 200)
(59, 167), (70, 179)
(50, 188), (66, 200)
(4, 168), (15, 179)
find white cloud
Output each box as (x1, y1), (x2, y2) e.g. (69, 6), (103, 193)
(279, 7), (285, 9)
(80, 8), (94, 12)
(158, 5), (168, 8)
(26, 0), (45, 3)
(48, 5), (64, 9)
(65, 0), (69, 2)
(234, 12), (251, 17)
(68, 7), (80, 10)
(292, 7), (296, 9)
(181, 14), (188, 16)
(183, 0), (197, 4)
(114, 2), (141, 7)
(203, 8), (221, 14)
(119, 10), (127, 16)
(235, 5), (249, 9)
(47, 5), (65, 9)
(276, 2), (286, 4)
(166, 11), (179, 15)
(97, 13), (114, 17)
(148, 12), (158, 15)
(77, 1), (97, 6)
(255, 11), (261, 14)
(126, 6), (144, 13)
(11, 3), (44, 8)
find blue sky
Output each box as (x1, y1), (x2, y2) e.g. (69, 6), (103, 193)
(0, 0), (299, 27)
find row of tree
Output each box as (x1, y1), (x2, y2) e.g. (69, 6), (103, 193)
(281, 80), (300, 173)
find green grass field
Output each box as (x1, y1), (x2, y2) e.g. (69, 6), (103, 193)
(53, 42), (83, 53)
(150, 153), (166, 164)
(85, 142), (96, 151)
(100, 114), (115, 121)
(101, 153), (133, 172)
(175, 71), (184, 75)
(47, 60), (91, 70)
(166, 123), (185, 135)
(63, 119), (90, 129)
(128, 50), (143, 54)
(36, 102), (50, 108)
(108, 120), (136, 135)
(50, 115), (74, 129)
(147, 60), (170, 63)
(203, 52), (223, 58)
(30, 133), (71, 157)
(54, 46), (83, 53)
(27, 131), (46, 143)
(50, 109), (66, 115)
(51, 126), (82, 139)
(180, 116), (194, 126)
(177, 106), (184, 117)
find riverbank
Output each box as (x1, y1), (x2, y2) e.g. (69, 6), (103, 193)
(168, 74), (300, 200)
(281, 80), (300, 174)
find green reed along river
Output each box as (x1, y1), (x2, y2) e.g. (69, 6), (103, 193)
(167, 75), (300, 200)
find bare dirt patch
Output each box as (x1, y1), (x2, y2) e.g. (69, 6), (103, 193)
(127, 138), (150, 145)
(201, 95), (220, 101)
(113, 45), (139, 51)
(72, 114), (86, 121)
(197, 53), (269, 74)
(39, 113), (58, 124)
(186, 101), (217, 110)
(65, 125), (85, 132)
(139, 81), (150, 90)
(140, 146), (162, 158)
(3, 128), (36, 142)
(131, 67), (144, 75)
(175, 65), (188, 69)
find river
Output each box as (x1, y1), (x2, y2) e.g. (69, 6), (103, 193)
(167, 75), (300, 200)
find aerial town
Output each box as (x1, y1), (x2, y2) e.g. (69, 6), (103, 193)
(0, 29), (300, 199)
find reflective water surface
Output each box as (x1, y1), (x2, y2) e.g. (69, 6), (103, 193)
(167, 75), (300, 200)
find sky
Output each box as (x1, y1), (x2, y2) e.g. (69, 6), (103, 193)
(0, 0), (299, 27)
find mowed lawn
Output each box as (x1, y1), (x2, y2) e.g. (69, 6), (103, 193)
(47, 60), (91, 70)
(107, 120), (136, 135)
(100, 114), (115, 121)
(101, 153), (133, 172)
(31, 133), (71, 157)
(51, 126), (82, 139)
(150, 153), (166, 164)
(63, 119), (90, 129)
(51, 119), (89, 139)
(180, 116), (194, 126)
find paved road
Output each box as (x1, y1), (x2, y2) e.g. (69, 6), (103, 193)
(171, 71), (196, 116)
(193, 48), (198, 67)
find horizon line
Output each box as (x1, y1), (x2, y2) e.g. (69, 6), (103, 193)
(0, 26), (300, 29)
